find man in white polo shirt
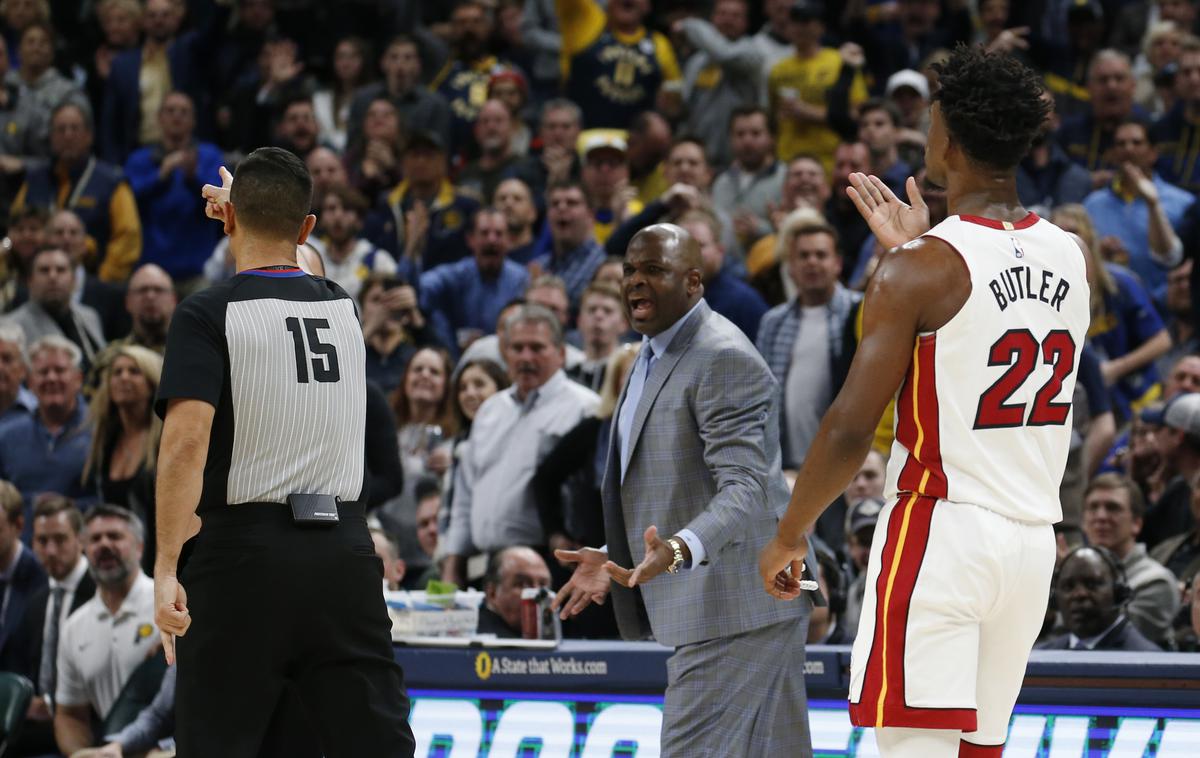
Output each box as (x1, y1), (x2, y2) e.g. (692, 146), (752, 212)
(54, 505), (157, 755)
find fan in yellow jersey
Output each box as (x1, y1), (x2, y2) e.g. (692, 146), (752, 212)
(767, 0), (867, 175)
(555, 0), (683, 129)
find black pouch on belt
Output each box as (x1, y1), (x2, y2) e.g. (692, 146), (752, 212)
(287, 494), (340, 526)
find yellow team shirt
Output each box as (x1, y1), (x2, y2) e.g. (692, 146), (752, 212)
(769, 48), (867, 175)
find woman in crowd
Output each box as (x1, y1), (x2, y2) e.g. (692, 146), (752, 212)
(83, 344), (162, 572)
(391, 346), (458, 483)
(313, 36), (372, 153)
(380, 346), (458, 563)
(1134, 20), (1183, 118)
(1053, 204), (1171, 421)
(440, 358), (509, 531)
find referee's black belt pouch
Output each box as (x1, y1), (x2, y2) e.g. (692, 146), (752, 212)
(287, 494), (340, 526)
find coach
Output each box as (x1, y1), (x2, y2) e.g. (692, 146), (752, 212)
(152, 148), (415, 757)
(554, 224), (813, 756)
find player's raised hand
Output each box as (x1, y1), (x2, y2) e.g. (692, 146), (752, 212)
(202, 166), (233, 223)
(847, 173), (931, 250)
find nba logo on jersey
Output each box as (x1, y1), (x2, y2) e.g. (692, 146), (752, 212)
(1010, 237), (1025, 258)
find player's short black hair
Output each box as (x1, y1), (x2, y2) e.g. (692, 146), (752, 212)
(230, 147), (313, 239)
(932, 45), (1049, 171)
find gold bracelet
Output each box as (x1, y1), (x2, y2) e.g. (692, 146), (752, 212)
(666, 537), (685, 574)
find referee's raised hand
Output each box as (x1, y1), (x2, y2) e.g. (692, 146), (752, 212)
(201, 165), (233, 223)
(155, 574), (191, 664)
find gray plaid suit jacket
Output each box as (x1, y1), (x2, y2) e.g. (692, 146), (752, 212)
(602, 300), (807, 648)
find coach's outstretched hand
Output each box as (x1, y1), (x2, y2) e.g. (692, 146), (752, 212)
(606, 525), (677, 589)
(552, 547), (611, 620)
(846, 172), (931, 250)
(759, 535), (809, 601)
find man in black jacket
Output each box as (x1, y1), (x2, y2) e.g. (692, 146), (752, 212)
(13, 497), (94, 754)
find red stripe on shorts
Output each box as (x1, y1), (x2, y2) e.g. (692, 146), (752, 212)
(849, 495), (976, 731)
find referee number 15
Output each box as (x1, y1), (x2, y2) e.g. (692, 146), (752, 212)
(284, 316), (341, 383)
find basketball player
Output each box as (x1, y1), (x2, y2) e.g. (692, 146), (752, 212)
(759, 46), (1091, 757)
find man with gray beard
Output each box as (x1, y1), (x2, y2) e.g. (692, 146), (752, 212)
(52, 505), (157, 755)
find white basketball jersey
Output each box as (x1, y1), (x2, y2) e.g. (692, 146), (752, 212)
(882, 213), (1090, 524)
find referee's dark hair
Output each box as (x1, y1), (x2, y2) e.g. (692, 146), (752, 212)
(231, 146), (314, 238)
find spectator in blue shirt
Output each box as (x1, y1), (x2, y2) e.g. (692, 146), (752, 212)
(679, 209), (767, 343)
(493, 177), (540, 264)
(533, 180), (606, 309)
(1083, 117), (1191, 303)
(421, 208), (529, 356)
(1055, 204), (1172, 421)
(123, 91), (223, 287)
(0, 336), (95, 540)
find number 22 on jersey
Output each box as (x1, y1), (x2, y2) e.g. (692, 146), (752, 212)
(973, 329), (1076, 429)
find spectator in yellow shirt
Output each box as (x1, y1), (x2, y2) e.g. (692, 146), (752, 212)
(767, 0), (867, 174)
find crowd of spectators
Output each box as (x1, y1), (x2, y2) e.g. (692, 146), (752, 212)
(1, 0), (1200, 752)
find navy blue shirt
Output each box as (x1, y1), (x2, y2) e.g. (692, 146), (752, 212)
(0, 400), (96, 541)
(703, 268), (769, 343)
(1057, 105), (1149, 171)
(420, 258), (529, 355)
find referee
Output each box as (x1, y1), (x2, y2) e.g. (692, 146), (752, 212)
(153, 147), (416, 757)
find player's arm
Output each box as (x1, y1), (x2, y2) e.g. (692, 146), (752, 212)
(760, 237), (968, 593)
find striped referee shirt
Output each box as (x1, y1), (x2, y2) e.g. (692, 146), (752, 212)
(155, 266), (366, 510)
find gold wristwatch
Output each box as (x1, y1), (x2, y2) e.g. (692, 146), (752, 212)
(666, 537), (686, 574)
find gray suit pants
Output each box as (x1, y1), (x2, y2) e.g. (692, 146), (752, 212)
(662, 617), (813, 757)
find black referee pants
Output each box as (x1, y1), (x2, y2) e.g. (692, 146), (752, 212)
(175, 502), (416, 758)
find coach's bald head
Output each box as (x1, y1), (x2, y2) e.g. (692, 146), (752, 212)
(623, 223), (704, 337)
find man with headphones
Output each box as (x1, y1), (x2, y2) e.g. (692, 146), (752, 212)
(1038, 546), (1162, 652)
